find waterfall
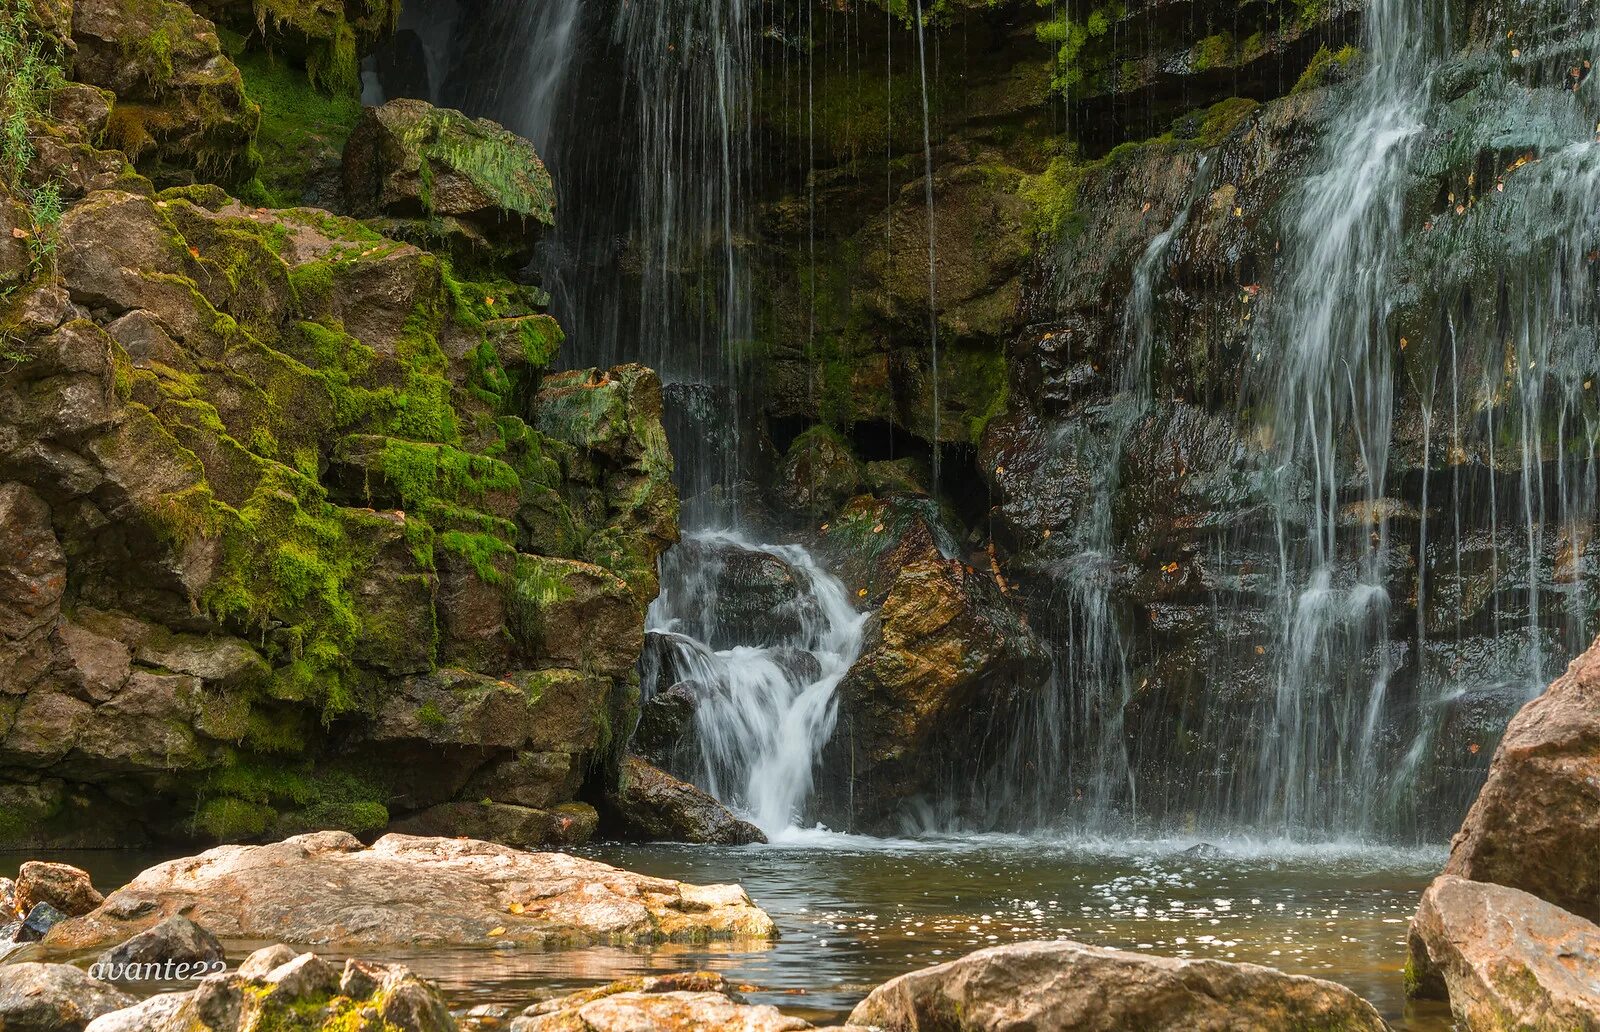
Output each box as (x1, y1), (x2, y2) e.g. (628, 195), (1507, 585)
(1244, 0), (1434, 834)
(913, 0), (941, 491)
(646, 532), (867, 834)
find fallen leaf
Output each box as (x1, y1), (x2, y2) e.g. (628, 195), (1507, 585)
(1468, 743), (1480, 755)
(9, 227), (27, 239)
(188, 246), (200, 259)
(508, 902), (525, 914)
(1255, 645), (1266, 655)
(487, 926), (506, 937)
(857, 588), (867, 598)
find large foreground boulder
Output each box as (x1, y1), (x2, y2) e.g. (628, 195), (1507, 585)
(1408, 875), (1600, 1030)
(510, 972), (808, 1032)
(42, 831), (775, 950)
(0, 963), (134, 1032)
(603, 755), (767, 845)
(1443, 637), (1600, 922)
(847, 940), (1390, 1031)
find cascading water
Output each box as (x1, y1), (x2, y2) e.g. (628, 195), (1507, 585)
(645, 532), (866, 834)
(1243, 0), (1434, 834)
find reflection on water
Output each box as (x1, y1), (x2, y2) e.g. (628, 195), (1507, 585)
(1, 835), (1454, 1029)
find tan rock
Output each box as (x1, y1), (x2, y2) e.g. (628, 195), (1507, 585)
(1408, 875), (1600, 1030)
(16, 860), (103, 917)
(604, 755), (767, 845)
(44, 831), (776, 951)
(1443, 636), (1600, 923)
(510, 973), (809, 1032)
(847, 940), (1390, 1031)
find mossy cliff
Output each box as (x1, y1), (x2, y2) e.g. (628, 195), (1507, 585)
(0, 0), (676, 847)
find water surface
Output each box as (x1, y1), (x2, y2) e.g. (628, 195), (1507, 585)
(3, 833), (1453, 1028)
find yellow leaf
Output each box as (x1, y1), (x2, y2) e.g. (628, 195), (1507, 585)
(857, 588), (867, 598)
(508, 902), (525, 914)
(487, 926), (506, 937)
(1254, 645), (1266, 655)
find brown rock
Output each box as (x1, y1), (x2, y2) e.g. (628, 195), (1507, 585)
(1443, 636), (1600, 922)
(1408, 875), (1600, 1030)
(44, 831), (776, 950)
(604, 755), (767, 845)
(388, 800), (599, 848)
(847, 940), (1390, 1032)
(17, 861), (103, 917)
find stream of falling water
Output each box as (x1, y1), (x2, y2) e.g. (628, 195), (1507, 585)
(645, 532), (867, 835)
(1245, 0), (1434, 834)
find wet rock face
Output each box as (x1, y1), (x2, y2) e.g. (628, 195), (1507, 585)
(96, 915), (224, 972)
(655, 535), (823, 651)
(44, 832), (777, 951)
(1442, 638), (1600, 923)
(1408, 876), (1600, 1031)
(603, 755), (767, 845)
(848, 939), (1390, 1032)
(814, 503), (1051, 832)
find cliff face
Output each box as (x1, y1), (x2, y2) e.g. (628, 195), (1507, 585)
(0, 0), (677, 847)
(718, 0), (1600, 835)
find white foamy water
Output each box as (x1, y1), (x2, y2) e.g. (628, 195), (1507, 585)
(647, 530), (867, 835)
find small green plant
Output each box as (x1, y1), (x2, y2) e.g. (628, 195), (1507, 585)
(25, 178), (61, 275)
(0, 0), (63, 188)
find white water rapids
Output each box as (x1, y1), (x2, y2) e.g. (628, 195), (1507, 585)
(645, 531), (867, 836)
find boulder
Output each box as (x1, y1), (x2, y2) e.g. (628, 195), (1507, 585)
(1443, 636), (1600, 922)
(18, 902), (70, 942)
(604, 755), (767, 845)
(96, 915), (224, 974)
(847, 940), (1390, 1032)
(510, 972), (809, 1032)
(83, 946), (455, 1032)
(16, 862), (104, 917)
(772, 427), (863, 520)
(44, 831), (776, 950)
(343, 98), (554, 263)
(1407, 875), (1600, 1030)
(0, 963), (135, 1032)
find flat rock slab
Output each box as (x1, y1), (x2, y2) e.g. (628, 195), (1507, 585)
(848, 939), (1390, 1031)
(43, 831), (776, 950)
(1409, 875), (1600, 1030)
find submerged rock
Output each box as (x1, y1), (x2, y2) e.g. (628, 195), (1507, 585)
(0, 963), (135, 1032)
(16, 862), (103, 918)
(510, 972), (808, 1032)
(44, 831), (776, 951)
(1408, 875), (1600, 1030)
(847, 940), (1390, 1031)
(96, 915), (224, 973)
(603, 755), (767, 845)
(1443, 637), (1600, 923)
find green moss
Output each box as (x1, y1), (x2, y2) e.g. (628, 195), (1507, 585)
(1292, 43), (1361, 95)
(195, 795), (277, 839)
(397, 109), (555, 225)
(235, 48), (362, 208)
(1035, 1), (1126, 95)
(1191, 33), (1234, 73)
(198, 757), (390, 842)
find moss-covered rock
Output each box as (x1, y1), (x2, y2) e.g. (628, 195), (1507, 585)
(73, 0), (261, 187)
(343, 98), (556, 268)
(0, 27), (679, 850)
